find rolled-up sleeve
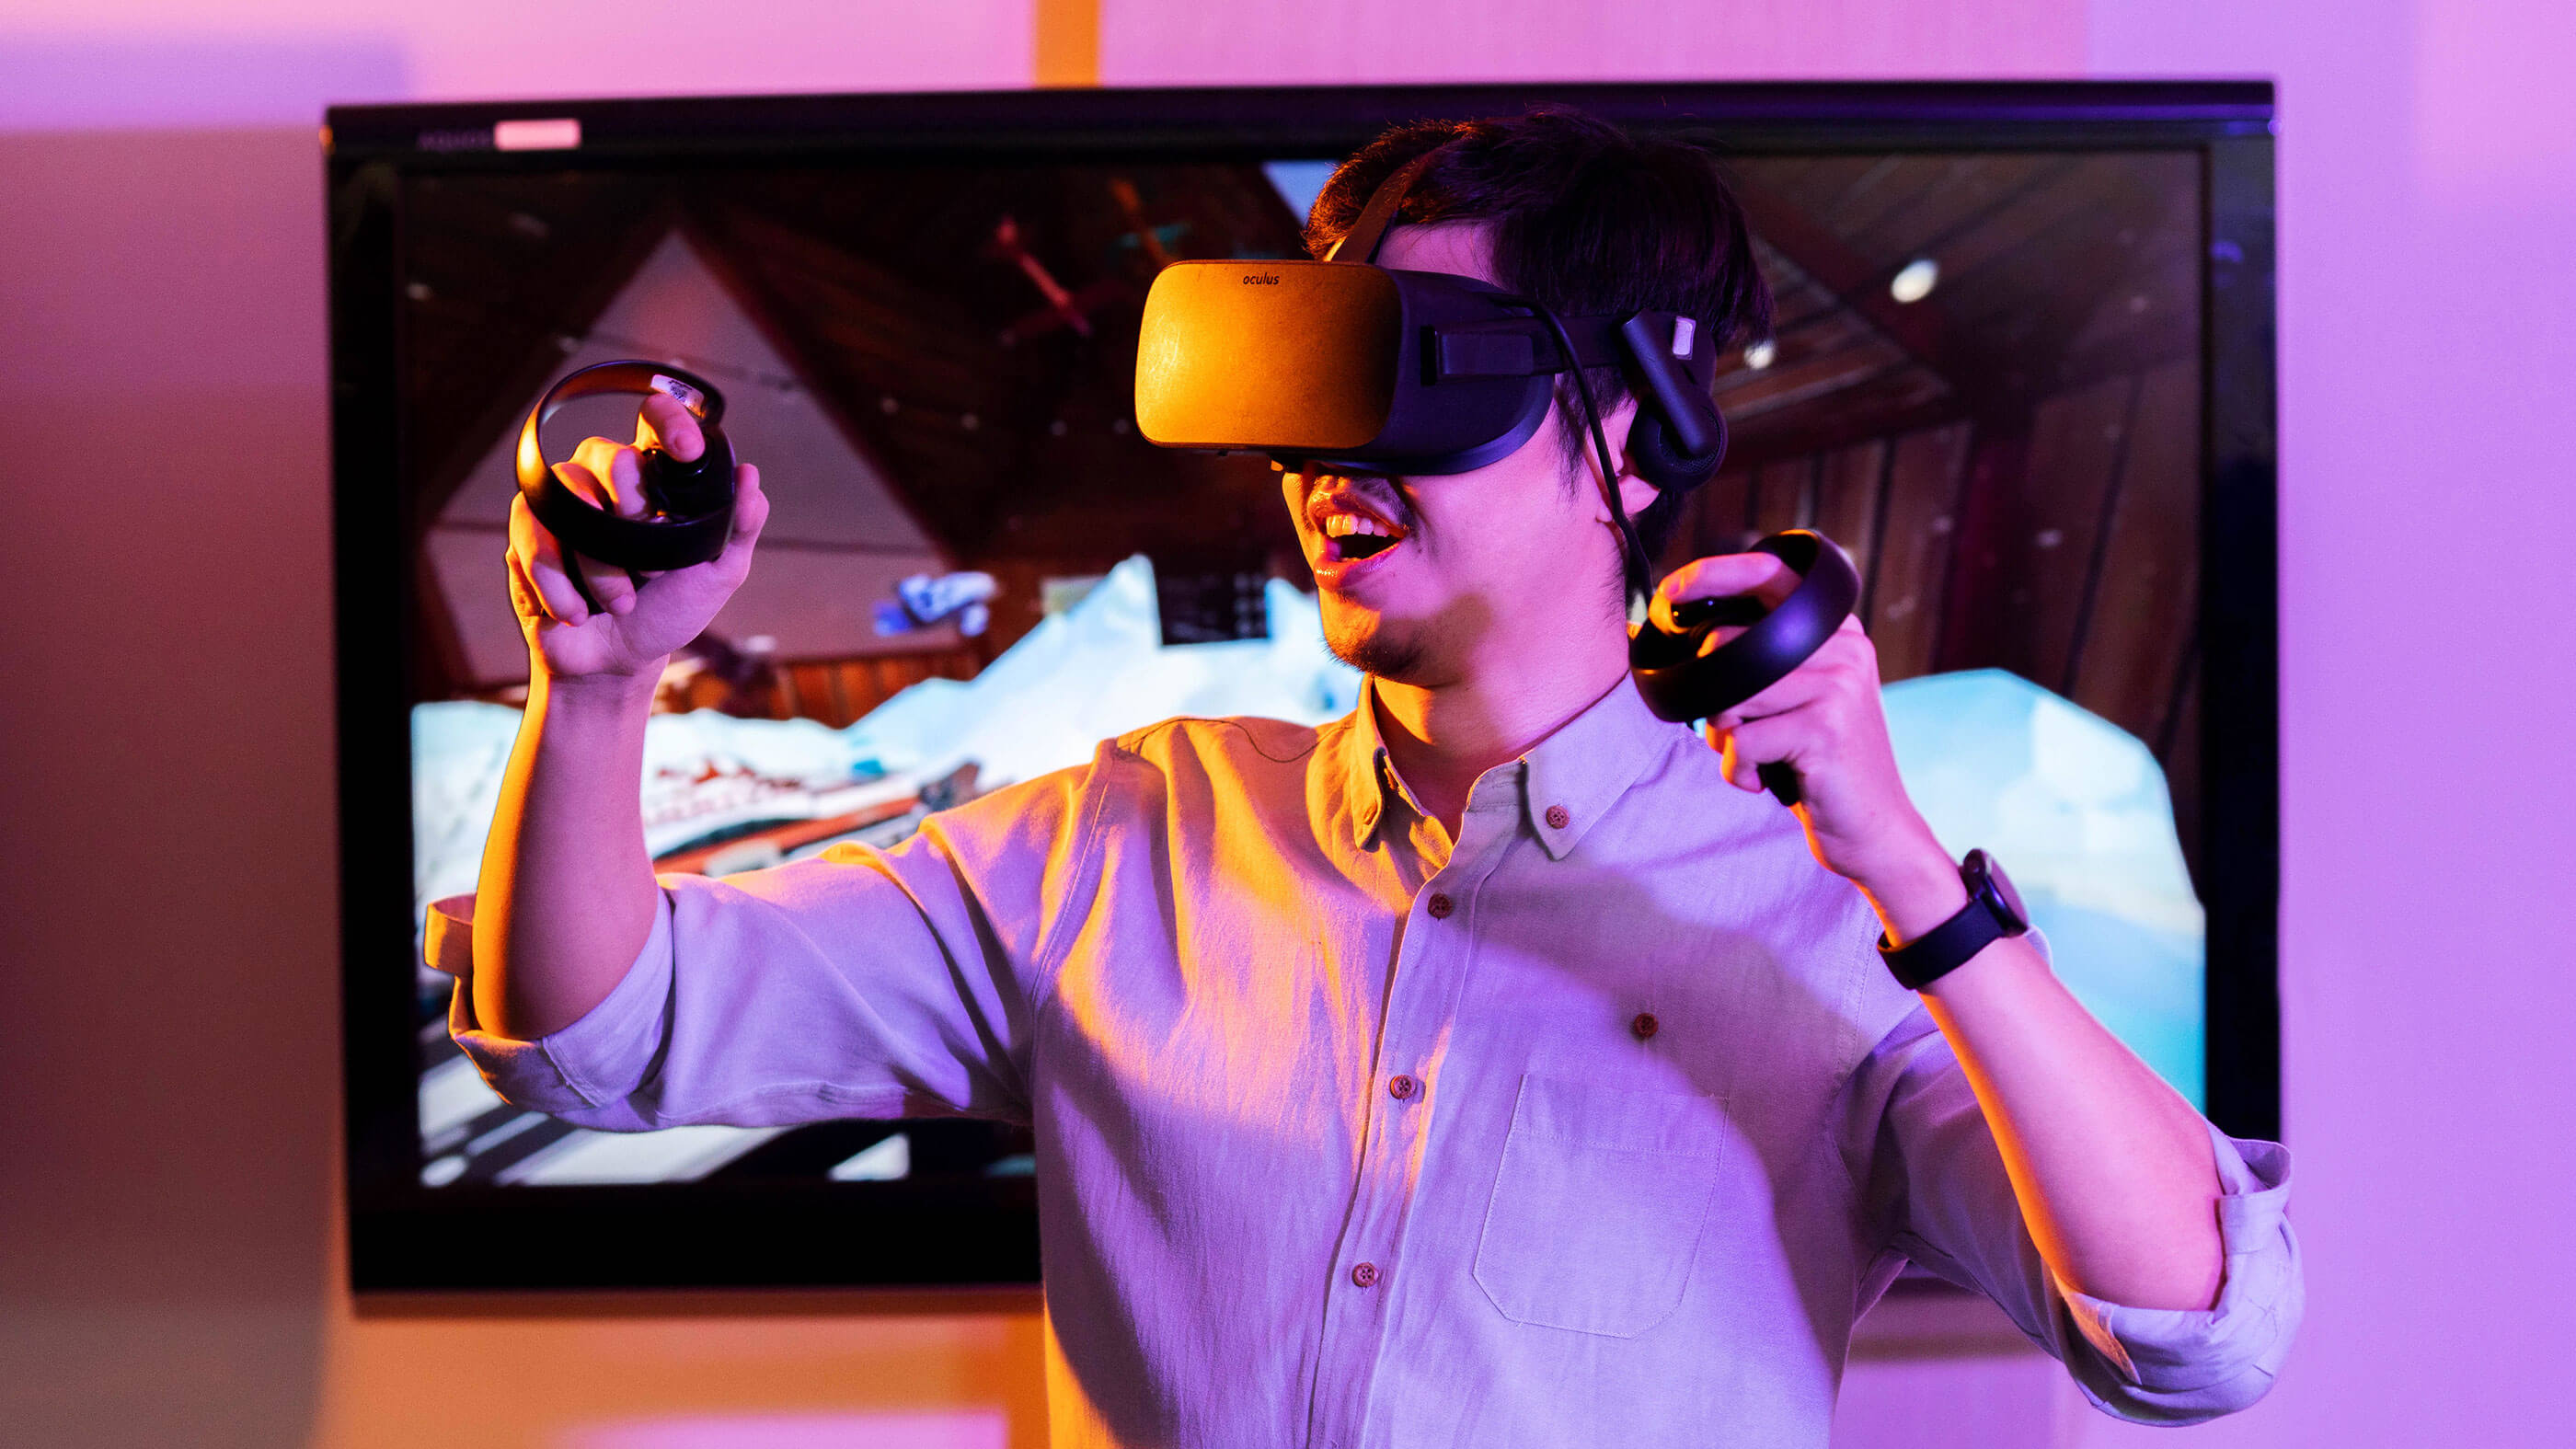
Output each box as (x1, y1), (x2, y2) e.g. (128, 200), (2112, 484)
(427, 885), (680, 1121)
(422, 757), (1106, 1133)
(2052, 1128), (2299, 1418)
(1852, 1006), (2302, 1424)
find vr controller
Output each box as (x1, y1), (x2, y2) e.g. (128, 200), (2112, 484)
(1133, 148), (1857, 802)
(514, 361), (737, 613)
(1631, 530), (1859, 804)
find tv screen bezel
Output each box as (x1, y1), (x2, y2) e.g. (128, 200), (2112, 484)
(328, 80), (2279, 1297)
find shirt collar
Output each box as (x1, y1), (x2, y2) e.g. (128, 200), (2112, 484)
(1336, 672), (1685, 859)
(1519, 673), (1685, 860)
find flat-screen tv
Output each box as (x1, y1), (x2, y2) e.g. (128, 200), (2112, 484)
(329, 82), (2278, 1294)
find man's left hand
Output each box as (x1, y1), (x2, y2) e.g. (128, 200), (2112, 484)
(1653, 551), (1953, 901)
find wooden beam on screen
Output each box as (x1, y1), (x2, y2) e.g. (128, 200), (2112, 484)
(1730, 175), (1981, 407)
(2068, 361), (2202, 741)
(1751, 457), (1816, 536)
(1943, 159), (2194, 402)
(407, 187), (676, 536)
(1813, 440), (1891, 595)
(1934, 375), (2142, 684)
(682, 203), (1008, 561)
(1665, 467), (1755, 571)
(1867, 422), (1974, 684)
(1035, 0), (1100, 87)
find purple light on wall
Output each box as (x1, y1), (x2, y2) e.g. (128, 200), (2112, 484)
(0, 34), (410, 132)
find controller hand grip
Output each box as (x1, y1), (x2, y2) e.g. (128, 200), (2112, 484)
(1627, 529), (1861, 806)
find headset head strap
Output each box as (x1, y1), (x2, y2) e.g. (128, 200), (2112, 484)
(1324, 145), (1449, 264)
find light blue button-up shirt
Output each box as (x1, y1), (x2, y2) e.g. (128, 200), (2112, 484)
(433, 676), (2298, 1446)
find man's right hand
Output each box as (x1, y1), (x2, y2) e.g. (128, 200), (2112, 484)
(506, 390), (769, 680)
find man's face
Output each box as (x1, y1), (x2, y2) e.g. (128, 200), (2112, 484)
(1282, 222), (1631, 687)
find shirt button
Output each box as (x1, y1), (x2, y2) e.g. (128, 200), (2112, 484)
(1426, 892), (1454, 919)
(1389, 1074), (1418, 1099)
(1632, 1011), (1660, 1040)
(1545, 804), (1570, 830)
(1351, 1261), (1380, 1288)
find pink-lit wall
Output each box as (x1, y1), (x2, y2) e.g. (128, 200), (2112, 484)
(0, 13), (1053, 1448)
(1095, 0), (2080, 85)
(2077, 2), (2576, 1444)
(2, 2), (2568, 1445)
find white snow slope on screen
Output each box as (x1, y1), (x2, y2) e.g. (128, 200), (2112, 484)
(1882, 669), (2206, 1107)
(838, 554), (1360, 788)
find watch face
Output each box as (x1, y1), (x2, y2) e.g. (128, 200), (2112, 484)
(1967, 849), (2030, 932)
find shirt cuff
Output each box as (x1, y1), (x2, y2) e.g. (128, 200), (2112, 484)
(423, 889), (675, 1115)
(2054, 1122), (2300, 1395)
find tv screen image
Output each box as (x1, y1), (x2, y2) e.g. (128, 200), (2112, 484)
(333, 86), (2275, 1291)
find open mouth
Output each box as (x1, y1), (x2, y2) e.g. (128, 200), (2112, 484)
(1309, 485), (1410, 570)
(1323, 512), (1403, 561)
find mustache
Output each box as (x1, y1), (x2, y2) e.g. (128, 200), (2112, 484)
(1299, 471), (1413, 527)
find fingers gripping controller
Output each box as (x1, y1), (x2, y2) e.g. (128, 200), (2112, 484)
(515, 362), (739, 611)
(1628, 529), (1861, 806)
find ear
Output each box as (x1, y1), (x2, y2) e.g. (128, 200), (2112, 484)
(1616, 468), (1661, 521)
(1601, 397), (1662, 520)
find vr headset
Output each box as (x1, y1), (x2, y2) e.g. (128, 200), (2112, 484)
(1134, 152), (1729, 492)
(1133, 148), (1859, 803)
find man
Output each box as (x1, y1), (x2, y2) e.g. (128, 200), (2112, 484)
(432, 111), (2298, 1446)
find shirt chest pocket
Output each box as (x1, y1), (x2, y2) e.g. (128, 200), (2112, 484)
(1471, 1074), (1724, 1339)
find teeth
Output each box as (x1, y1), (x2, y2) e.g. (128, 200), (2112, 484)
(1322, 512), (1394, 539)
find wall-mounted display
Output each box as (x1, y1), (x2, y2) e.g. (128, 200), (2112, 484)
(329, 82), (2278, 1294)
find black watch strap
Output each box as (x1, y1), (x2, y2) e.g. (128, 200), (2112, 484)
(1877, 850), (2027, 991)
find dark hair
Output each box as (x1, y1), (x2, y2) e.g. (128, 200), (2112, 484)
(1305, 109), (1773, 566)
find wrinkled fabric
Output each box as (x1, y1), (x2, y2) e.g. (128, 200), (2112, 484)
(432, 676), (2299, 1447)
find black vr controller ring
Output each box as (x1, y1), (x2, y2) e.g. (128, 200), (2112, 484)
(1629, 529), (1861, 804)
(515, 362), (739, 612)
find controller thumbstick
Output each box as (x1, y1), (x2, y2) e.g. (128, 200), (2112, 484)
(1669, 594), (1767, 630)
(641, 443), (730, 519)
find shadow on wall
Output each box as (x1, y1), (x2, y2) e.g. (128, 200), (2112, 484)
(0, 112), (1057, 1449)
(0, 33), (409, 132)
(0, 123), (343, 1448)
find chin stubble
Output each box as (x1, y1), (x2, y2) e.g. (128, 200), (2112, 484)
(1325, 617), (1431, 685)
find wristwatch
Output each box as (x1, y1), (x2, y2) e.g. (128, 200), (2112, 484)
(1877, 849), (2030, 991)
